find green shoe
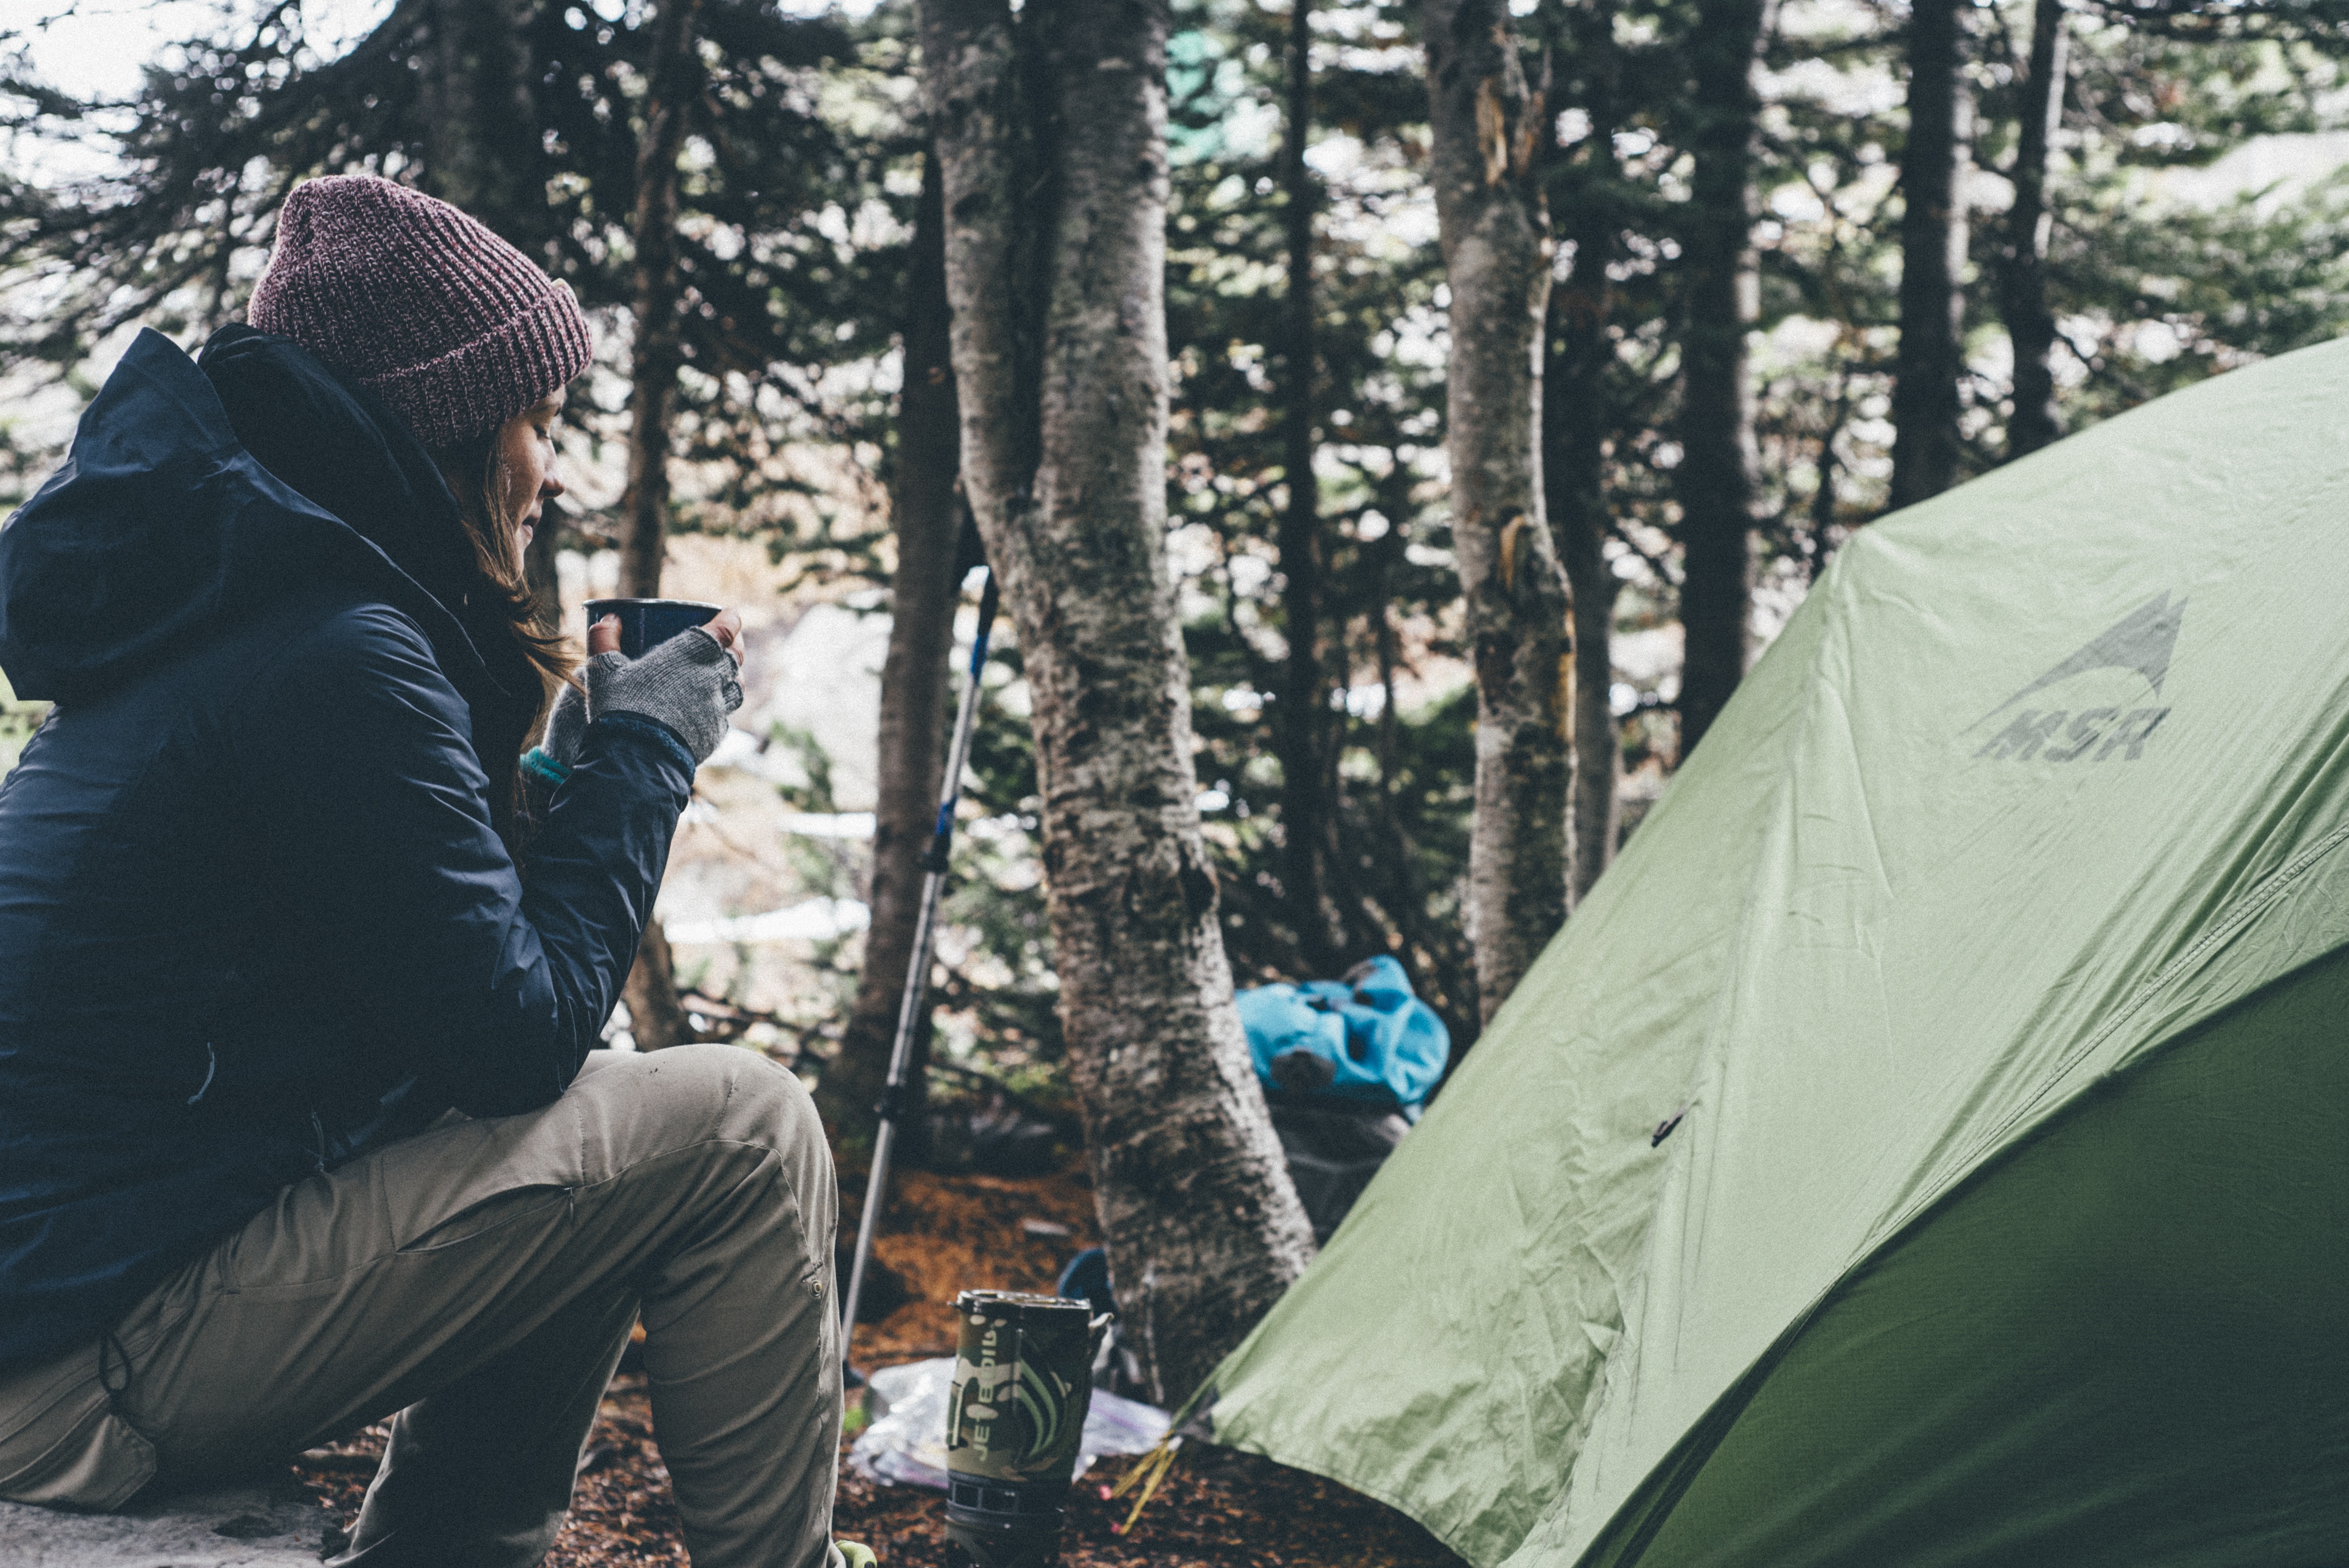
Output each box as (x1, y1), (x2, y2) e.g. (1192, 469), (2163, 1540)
(837, 1544), (877, 1568)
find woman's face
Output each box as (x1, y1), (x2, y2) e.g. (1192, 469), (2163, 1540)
(499, 391), (567, 553)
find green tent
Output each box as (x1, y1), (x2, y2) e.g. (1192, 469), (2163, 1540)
(1199, 338), (2349, 1566)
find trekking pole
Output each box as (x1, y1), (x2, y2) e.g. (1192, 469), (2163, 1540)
(840, 560), (999, 1358)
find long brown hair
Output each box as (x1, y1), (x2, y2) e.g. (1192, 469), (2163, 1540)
(432, 427), (575, 692)
(430, 424), (579, 848)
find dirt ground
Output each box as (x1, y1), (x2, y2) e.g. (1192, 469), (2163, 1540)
(291, 1157), (1463, 1567)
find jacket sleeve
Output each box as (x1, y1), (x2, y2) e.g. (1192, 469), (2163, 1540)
(235, 602), (692, 1117)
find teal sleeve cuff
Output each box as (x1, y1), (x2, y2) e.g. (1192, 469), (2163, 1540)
(520, 746), (571, 790)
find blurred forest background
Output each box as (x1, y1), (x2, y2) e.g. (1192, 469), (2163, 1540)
(7, 0), (2349, 1139)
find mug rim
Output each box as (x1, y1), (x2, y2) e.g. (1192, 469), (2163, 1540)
(583, 596), (725, 612)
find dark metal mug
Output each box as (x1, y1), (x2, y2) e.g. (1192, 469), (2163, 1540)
(583, 597), (722, 659)
(942, 1290), (1112, 1567)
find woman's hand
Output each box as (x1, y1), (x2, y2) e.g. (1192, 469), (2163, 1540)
(578, 609), (746, 766)
(542, 609), (744, 778)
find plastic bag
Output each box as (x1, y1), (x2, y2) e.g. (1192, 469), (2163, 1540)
(849, 1356), (1171, 1490)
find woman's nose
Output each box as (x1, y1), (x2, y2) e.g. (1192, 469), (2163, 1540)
(541, 469), (567, 499)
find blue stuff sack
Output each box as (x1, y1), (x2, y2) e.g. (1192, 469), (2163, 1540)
(1235, 955), (1449, 1111)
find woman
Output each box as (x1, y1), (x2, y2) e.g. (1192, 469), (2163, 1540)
(0, 176), (851, 1568)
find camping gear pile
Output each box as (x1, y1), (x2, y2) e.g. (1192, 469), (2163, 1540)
(1190, 338), (2349, 1566)
(1237, 954), (1450, 1107)
(1238, 956), (1448, 1243)
(1043, 954), (1451, 1399)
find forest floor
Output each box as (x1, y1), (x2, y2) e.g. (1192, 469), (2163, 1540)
(290, 1154), (1463, 1568)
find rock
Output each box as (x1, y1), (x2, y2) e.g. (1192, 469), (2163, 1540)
(0, 1472), (335, 1566)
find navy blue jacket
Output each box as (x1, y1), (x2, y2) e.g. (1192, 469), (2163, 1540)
(0, 328), (691, 1370)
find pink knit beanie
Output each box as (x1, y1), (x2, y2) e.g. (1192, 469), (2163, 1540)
(248, 175), (592, 448)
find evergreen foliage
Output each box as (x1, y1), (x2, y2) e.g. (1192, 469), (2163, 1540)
(7, 0), (2349, 1078)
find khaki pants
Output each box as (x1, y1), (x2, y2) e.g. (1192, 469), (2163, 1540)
(0, 1046), (844, 1568)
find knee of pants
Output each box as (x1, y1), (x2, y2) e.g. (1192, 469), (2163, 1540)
(607, 1044), (828, 1170)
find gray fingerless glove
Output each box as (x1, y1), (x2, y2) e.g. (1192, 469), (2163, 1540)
(583, 626), (744, 764)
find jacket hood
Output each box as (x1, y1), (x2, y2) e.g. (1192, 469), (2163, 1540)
(0, 327), (526, 710)
(197, 323), (482, 614)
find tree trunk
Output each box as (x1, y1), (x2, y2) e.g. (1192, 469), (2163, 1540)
(1674, 0), (1765, 763)
(1889, 0), (1970, 508)
(622, 918), (691, 1051)
(611, 0), (700, 1022)
(1275, 0), (1341, 975)
(817, 149), (962, 1149)
(419, 0), (548, 254)
(2002, 0), (2066, 459)
(617, 0), (699, 600)
(1544, 0), (1624, 904)
(920, 0), (1314, 1404)
(1567, 518), (1621, 898)
(1424, 0), (1568, 1023)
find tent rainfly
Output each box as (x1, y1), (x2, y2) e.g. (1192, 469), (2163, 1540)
(1196, 336), (2349, 1567)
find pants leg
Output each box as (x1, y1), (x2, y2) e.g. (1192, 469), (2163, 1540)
(334, 1288), (640, 1566)
(340, 1047), (846, 1568)
(634, 1060), (842, 1568)
(0, 1045), (843, 1568)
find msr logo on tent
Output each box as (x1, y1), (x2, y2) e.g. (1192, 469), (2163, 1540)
(1968, 592), (2183, 763)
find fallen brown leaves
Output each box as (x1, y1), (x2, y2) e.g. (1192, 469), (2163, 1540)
(838, 1430), (1465, 1568)
(288, 1377), (689, 1567)
(843, 1158), (1104, 1367)
(552, 1377), (690, 1568)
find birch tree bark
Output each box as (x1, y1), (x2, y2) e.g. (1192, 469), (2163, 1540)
(920, 0), (1313, 1402)
(1424, 0), (1568, 1024)
(819, 150), (962, 1146)
(1544, 0), (1625, 904)
(1675, 0), (1768, 760)
(2001, 0), (2067, 459)
(1890, 0), (1971, 507)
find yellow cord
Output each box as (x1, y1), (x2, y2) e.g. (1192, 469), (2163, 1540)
(1106, 1435), (1184, 1535)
